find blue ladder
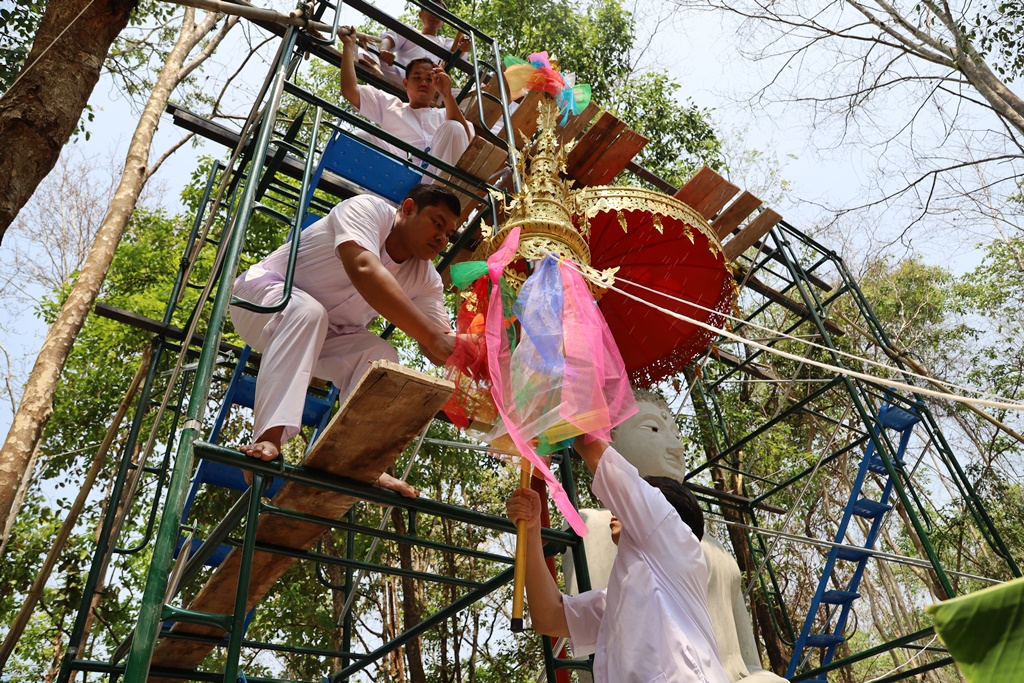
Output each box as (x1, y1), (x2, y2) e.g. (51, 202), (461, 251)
(785, 403), (920, 680)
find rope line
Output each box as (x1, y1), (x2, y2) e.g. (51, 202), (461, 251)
(601, 268), (1017, 406)
(6, 1), (97, 93)
(563, 262), (1024, 412)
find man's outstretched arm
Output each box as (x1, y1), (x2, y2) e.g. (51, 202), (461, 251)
(338, 241), (453, 362)
(573, 435), (610, 477)
(506, 488), (571, 638)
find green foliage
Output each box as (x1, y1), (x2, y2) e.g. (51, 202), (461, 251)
(447, 0), (724, 178)
(969, 1), (1024, 82)
(0, 0), (44, 91)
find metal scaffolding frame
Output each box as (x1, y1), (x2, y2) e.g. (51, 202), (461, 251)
(40, 1), (1019, 682)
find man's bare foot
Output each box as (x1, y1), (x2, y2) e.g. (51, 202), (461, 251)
(239, 427), (285, 485)
(240, 440), (280, 461)
(375, 472), (419, 498)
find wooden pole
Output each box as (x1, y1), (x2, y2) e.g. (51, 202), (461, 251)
(510, 459), (532, 632)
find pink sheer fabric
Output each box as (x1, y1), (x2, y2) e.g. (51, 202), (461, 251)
(484, 230), (589, 535)
(559, 259), (637, 441)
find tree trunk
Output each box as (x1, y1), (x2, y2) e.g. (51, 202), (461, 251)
(0, 8), (232, 548)
(390, 508), (428, 683)
(0, 348), (149, 670)
(0, 0), (136, 242)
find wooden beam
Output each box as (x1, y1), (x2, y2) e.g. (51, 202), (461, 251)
(148, 362), (453, 680)
(674, 165), (743, 220)
(167, 104), (364, 201)
(509, 91), (544, 149)
(565, 112), (626, 183)
(556, 102), (599, 146)
(578, 128), (648, 186)
(94, 303), (252, 362)
(711, 347), (780, 382)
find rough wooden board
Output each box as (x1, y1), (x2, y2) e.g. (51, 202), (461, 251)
(556, 102), (599, 146)
(692, 177), (739, 220)
(711, 191), (762, 241)
(565, 112), (626, 182)
(674, 166), (725, 212)
(578, 128), (648, 186)
(442, 136), (494, 196)
(147, 361), (453, 681)
(508, 91), (544, 149)
(462, 76), (504, 130)
(723, 208), (781, 261)
(440, 136), (509, 227)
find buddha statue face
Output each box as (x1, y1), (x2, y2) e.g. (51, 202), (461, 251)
(610, 396), (687, 481)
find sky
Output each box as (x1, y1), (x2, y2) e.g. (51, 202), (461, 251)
(1, 0), (1021, 438)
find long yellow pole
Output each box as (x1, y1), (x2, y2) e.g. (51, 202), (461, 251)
(511, 460), (533, 632)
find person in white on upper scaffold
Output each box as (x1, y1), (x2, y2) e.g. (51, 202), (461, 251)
(358, 0), (471, 88)
(340, 26), (472, 181)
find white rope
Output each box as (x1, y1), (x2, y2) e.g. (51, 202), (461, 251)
(865, 633), (941, 682)
(565, 263), (1024, 413)
(599, 267), (1017, 406)
(6, 0), (96, 93)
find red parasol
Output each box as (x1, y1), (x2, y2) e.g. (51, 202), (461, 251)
(575, 186), (735, 387)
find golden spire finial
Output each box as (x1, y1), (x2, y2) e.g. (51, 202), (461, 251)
(474, 98), (617, 295)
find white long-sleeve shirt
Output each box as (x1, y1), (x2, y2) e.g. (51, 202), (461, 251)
(562, 446), (730, 683)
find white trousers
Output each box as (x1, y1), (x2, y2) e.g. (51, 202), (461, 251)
(362, 119), (471, 183)
(230, 277), (398, 442)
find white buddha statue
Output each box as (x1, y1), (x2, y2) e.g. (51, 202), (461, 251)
(564, 393), (788, 683)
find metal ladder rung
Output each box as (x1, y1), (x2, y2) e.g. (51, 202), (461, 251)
(821, 589), (860, 605)
(851, 498), (891, 519)
(806, 632), (845, 648)
(836, 546), (872, 562)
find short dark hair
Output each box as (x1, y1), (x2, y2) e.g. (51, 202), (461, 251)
(405, 183), (461, 217)
(405, 57), (435, 78)
(643, 476), (704, 541)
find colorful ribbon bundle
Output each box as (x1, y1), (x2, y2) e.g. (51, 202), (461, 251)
(503, 51), (592, 123)
(443, 230), (637, 536)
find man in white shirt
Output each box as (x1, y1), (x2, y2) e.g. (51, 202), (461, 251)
(506, 436), (731, 683)
(230, 185), (460, 496)
(362, 0), (471, 88)
(340, 29), (472, 180)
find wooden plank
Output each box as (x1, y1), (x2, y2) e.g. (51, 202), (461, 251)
(148, 361), (453, 681)
(462, 76), (504, 131)
(711, 191), (762, 241)
(735, 270), (846, 337)
(565, 112), (626, 182)
(723, 208), (782, 262)
(556, 101), (599, 146)
(578, 128), (648, 186)
(692, 177), (739, 220)
(509, 91), (544, 149)
(674, 166), (725, 214)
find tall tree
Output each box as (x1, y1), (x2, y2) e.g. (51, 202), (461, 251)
(672, 0), (1024, 237)
(0, 6), (237, 550)
(0, 0), (136, 242)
